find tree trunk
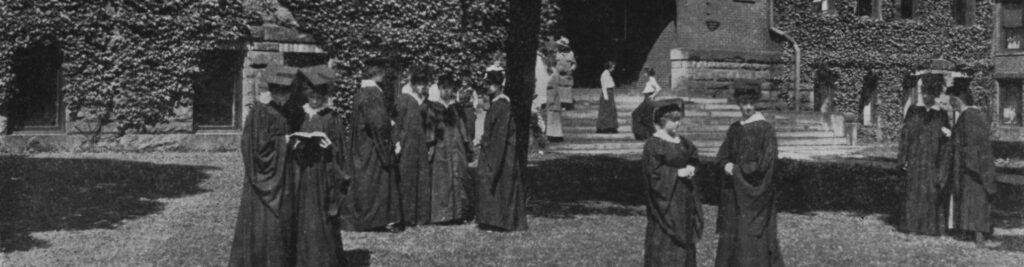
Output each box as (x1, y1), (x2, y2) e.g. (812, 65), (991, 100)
(506, 0), (542, 195)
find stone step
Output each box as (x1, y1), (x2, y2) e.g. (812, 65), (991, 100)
(564, 130), (841, 141)
(548, 137), (849, 151)
(563, 121), (832, 133)
(553, 145), (864, 157)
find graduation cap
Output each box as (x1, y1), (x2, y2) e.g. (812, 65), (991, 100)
(261, 63), (299, 87)
(652, 99), (685, 123)
(919, 74), (945, 97)
(299, 65), (340, 87)
(732, 79), (762, 101)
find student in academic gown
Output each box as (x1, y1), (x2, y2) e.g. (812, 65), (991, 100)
(715, 79), (784, 267)
(476, 72), (528, 231)
(283, 65), (347, 266)
(394, 70), (433, 226)
(896, 74), (951, 236)
(229, 63), (300, 267)
(946, 85), (997, 244)
(339, 58), (402, 232)
(641, 102), (703, 267)
(632, 68), (664, 140)
(597, 60), (620, 133)
(426, 75), (472, 223)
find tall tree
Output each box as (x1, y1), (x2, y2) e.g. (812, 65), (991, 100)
(506, 0), (542, 194)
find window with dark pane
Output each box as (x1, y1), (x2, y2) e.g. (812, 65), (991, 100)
(952, 0), (976, 25)
(194, 50), (244, 129)
(899, 0), (915, 19)
(855, 0), (873, 17)
(1004, 2), (1024, 50)
(1000, 80), (1023, 126)
(9, 39), (64, 131)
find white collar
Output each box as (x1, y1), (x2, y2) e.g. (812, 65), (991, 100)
(494, 94), (510, 102)
(361, 80), (382, 92)
(405, 91), (424, 104)
(652, 130), (680, 144)
(303, 103), (328, 117)
(486, 65), (504, 72)
(740, 112), (766, 125)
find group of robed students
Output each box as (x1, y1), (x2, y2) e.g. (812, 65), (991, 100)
(641, 79), (784, 267)
(228, 58), (527, 267)
(897, 74), (997, 245)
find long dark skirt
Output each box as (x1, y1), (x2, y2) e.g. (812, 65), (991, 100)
(286, 169), (345, 266)
(229, 185), (288, 267)
(596, 89), (619, 133)
(644, 220), (697, 267)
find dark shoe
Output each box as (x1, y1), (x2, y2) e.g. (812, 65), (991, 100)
(547, 136), (564, 142)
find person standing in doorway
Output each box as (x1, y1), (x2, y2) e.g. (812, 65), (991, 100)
(597, 60), (620, 134)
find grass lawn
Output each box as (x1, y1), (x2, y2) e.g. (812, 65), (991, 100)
(2, 152), (1024, 266)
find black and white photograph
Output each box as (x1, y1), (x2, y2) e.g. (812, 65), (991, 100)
(2, 0), (1024, 266)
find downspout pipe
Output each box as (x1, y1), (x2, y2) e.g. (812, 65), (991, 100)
(767, 0), (802, 111)
(771, 28), (802, 111)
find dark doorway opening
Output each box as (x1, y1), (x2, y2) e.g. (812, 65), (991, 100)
(193, 50), (245, 130)
(8, 39), (64, 133)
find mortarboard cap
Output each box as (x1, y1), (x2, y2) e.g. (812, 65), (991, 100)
(652, 99), (685, 122)
(299, 65), (339, 87)
(261, 63), (299, 87)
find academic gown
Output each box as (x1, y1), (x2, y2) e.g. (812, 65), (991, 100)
(425, 101), (472, 223)
(476, 96), (527, 231)
(632, 97), (655, 140)
(896, 106), (950, 236)
(229, 101), (293, 267)
(715, 120), (784, 267)
(394, 93), (432, 225)
(949, 108), (997, 233)
(285, 108), (347, 267)
(642, 136), (703, 267)
(339, 85), (401, 231)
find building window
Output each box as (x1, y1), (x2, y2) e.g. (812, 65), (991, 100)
(815, 0), (835, 14)
(899, 0), (915, 19)
(1004, 2), (1024, 50)
(194, 50), (244, 129)
(952, 0), (976, 25)
(8, 39), (64, 132)
(855, 0), (878, 17)
(860, 72), (880, 125)
(1000, 80), (1023, 126)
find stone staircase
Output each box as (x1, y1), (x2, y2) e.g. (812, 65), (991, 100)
(549, 89), (859, 156)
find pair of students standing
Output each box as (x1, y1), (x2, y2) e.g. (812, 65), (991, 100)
(641, 80), (784, 267)
(897, 74), (996, 244)
(230, 63), (348, 267)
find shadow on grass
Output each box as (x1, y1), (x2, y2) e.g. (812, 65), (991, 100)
(343, 249), (372, 267)
(524, 155), (646, 218)
(0, 155), (216, 252)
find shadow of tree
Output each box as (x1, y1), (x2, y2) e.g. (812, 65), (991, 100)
(523, 155), (645, 218)
(0, 155), (216, 252)
(343, 249), (372, 267)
